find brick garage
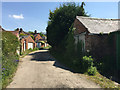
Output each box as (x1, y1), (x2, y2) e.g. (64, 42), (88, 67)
(34, 34), (46, 48)
(34, 34), (42, 41)
(20, 35), (36, 52)
(85, 34), (116, 61)
(73, 16), (120, 81)
(73, 16), (119, 60)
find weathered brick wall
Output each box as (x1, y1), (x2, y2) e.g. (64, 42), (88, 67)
(85, 34), (116, 61)
(34, 34), (42, 41)
(73, 19), (88, 35)
(20, 35), (36, 52)
(74, 18), (116, 62)
(34, 43), (36, 48)
(25, 39), (28, 49)
(20, 38), (25, 52)
(27, 35), (35, 43)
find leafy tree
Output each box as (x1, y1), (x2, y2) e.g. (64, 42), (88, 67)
(30, 35), (34, 40)
(28, 31), (34, 34)
(19, 33), (27, 36)
(39, 32), (45, 37)
(46, 2), (88, 47)
(14, 28), (19, 31)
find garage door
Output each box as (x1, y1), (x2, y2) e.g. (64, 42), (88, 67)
(28, 43), (33, 49)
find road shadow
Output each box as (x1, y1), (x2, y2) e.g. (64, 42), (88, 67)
(53, 61), (74, 72)
(29, 50), (120, 84)
(29, 50), (55, 61)
(29, 50), (74, 72)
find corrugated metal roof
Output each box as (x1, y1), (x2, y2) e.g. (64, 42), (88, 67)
(76, 16), (120, 34)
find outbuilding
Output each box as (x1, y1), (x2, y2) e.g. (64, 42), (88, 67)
(20, 35), (36, 52)
(73, 16), (119, 59)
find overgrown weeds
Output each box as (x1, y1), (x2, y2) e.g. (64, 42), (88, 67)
(20, 47), (39, 57)
(50, 27), (97, 75)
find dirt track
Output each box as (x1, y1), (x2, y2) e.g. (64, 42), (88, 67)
(7, 50), (101, 88)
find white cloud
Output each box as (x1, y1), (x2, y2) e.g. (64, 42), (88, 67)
(8, 14), (24, 19)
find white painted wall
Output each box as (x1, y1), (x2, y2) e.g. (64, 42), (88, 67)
(28, 43), (33, 49)
(45, 43), (47, 47)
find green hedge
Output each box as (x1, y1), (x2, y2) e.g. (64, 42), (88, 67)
(2, 31), (19, 88)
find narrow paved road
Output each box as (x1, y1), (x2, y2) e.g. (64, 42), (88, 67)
(7, 50), (101, 88)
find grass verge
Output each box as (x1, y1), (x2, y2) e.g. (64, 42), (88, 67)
(20, 48), (39, 58)
(85, 72), (120, 88)
(3, 48), (39, 88)
(42, 46), (51, 49)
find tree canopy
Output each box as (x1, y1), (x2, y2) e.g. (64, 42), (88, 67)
(39, 32), (45, 37)
(46, 2), (88, 47)
(28, 31), (34, 34)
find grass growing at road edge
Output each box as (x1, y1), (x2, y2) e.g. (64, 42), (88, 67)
(86, 72), (120, 88)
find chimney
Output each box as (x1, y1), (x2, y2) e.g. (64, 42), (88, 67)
(20, 28), (23, 32)
(0, 25), (1, 32)
(34, 30), (37, 34)
(16, 28), (19, 32)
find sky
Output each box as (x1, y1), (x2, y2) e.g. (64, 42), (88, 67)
(2, 2), (118, 33)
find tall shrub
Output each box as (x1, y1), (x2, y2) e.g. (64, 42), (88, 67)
(47, 2), (88, 47)
(2, 31), (19, 88)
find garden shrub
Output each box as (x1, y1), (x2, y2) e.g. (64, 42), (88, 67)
(82, 56), (93, 70)
(82, 56), (97, 75)
(29, 48), (33, 51)
(87, 66), (97, 75)
(33, 47), (39, 51)
(30, 35), (34, 40)
(19, 33), (27, 36)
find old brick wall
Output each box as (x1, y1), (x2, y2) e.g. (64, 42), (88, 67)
(85, 34), (116, 61)
(27, 35), (35, 43)
(20, 35), (36, 52)
(74, 18), (116, 62)
(73, 19), (88, 35)
(20, 38), (25, 52)
(25, 39), (28, 50)
(26, 36), (36, 49)
(34, 43), (36, 48)
(34, 34), (42, 41)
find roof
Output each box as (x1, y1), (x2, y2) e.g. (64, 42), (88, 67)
(76, 16), (120, 34)
(20, 35), (29, 40)
(36, 40), (45, 43)
(34, 34), (39, 38)
(20, 35), (35, 43)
